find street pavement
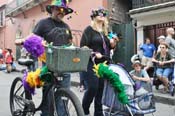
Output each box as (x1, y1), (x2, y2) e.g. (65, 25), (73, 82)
(0, 65), (175, 116)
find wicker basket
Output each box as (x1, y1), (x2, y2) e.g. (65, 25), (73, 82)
(45, 46), (92, 73)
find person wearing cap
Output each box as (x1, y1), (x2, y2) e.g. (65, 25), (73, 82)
(157, 35), (166, 53)
(80, 7), (117, 116)
(152, 42), (175, 92)
(15, 0), (74, 116)
(130, 58), (151, 88)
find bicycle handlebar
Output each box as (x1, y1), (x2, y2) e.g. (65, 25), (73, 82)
(91, 52), (112, 65)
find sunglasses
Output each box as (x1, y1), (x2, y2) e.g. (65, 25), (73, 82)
(98, 12), (107, 17)
(53, 7), (65, 13)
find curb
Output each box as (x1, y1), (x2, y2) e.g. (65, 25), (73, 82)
(154, 92), (175, 105)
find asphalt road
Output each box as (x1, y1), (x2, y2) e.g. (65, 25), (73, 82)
(0, 69), (175, 116)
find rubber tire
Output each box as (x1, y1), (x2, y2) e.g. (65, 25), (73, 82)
(54, 88), (84, 116)
(9, 77), (32, 116)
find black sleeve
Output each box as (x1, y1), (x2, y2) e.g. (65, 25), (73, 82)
(32, 19), (45, 37)
(106, 36), (112, 50)
(66, 24), (73, 40)
(80, 26), (91, 47)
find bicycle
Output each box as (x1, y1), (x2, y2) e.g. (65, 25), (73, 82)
(9, 58), (84, 116)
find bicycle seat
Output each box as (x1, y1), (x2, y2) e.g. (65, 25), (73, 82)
(18, 58), (34, 66)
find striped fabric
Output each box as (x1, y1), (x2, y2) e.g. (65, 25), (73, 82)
(102, 80), (156, 115)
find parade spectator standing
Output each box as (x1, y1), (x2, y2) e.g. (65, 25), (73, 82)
(20, 46), (28, 59)
(0, 48), (2, 59)
(15, 0), (73, 115)
(140, 38), (156, 71)
(152, 42), (175, 92)
(0, 48), (3, 65)
(0, 48), (5, 70)
(5, 49), (16, 73)
(80, 7), (117, 116)
(165, 27), (175, 84)
(79, 72), (86, 92)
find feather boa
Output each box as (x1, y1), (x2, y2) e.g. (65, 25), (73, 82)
(23, 34), (45, 58)
(22, 66), (51, 95)
(93, 63), (128, 104)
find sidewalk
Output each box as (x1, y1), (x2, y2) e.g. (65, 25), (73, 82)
(152, 86), (175, 105)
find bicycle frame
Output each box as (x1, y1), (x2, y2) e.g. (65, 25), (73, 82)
(32, 73), (63, 114)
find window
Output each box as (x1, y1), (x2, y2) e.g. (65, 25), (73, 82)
(0, 10), (5, 27)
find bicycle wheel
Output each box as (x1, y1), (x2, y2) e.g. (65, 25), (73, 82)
(9, 77), (34, 116)
(53, 88), (84, 116)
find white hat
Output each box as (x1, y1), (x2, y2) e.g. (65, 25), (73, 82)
(133, 60), (142, 66)
(131, 54), (141, 63)
(157, 35), (165, 40)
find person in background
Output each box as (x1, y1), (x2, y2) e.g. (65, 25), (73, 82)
(0, 47), (3, 65)
(130, 55), (151, 89)
(157, 35), (166, 53)
(107, 32), (119, 59)
(130, 56), (151, 116)
(140, 38), (156, 71)
(152, 42), (175, 93)
(20, 46), (28, 59)
(79, 72), (86, 92)
(15, 0), (73, 115)
(80, 7), (117, 116)
(165, 27), (175, 84)
(0, 47), (2, 59)
(5, 48), (16, 73)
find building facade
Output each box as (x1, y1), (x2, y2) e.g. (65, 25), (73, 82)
(0, 0), (136, 70)
(130, 0), (175, 49)
(0, 0), (107, 57)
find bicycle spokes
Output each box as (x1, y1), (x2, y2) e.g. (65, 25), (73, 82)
(10, 78), (34, 116)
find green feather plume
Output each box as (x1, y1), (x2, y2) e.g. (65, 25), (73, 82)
(94, 63), (128, 104)
(39, 66), (52, 83)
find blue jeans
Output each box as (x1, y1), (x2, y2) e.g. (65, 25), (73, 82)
(156, 68), (173, 78)
(40, 73), (71, 116)
(173, 64), (175, 84)
(79, 72), (87, 89)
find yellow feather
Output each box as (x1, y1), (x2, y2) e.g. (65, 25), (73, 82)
(38, 53), (46, 62)
(26, 72), (35, 88)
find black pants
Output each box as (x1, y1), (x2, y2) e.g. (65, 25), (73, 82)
(82, 62), (104, 116)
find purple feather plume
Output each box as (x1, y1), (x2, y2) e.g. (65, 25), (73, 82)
(23, 34), (44, 58)
(22, 71), (35, 95)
